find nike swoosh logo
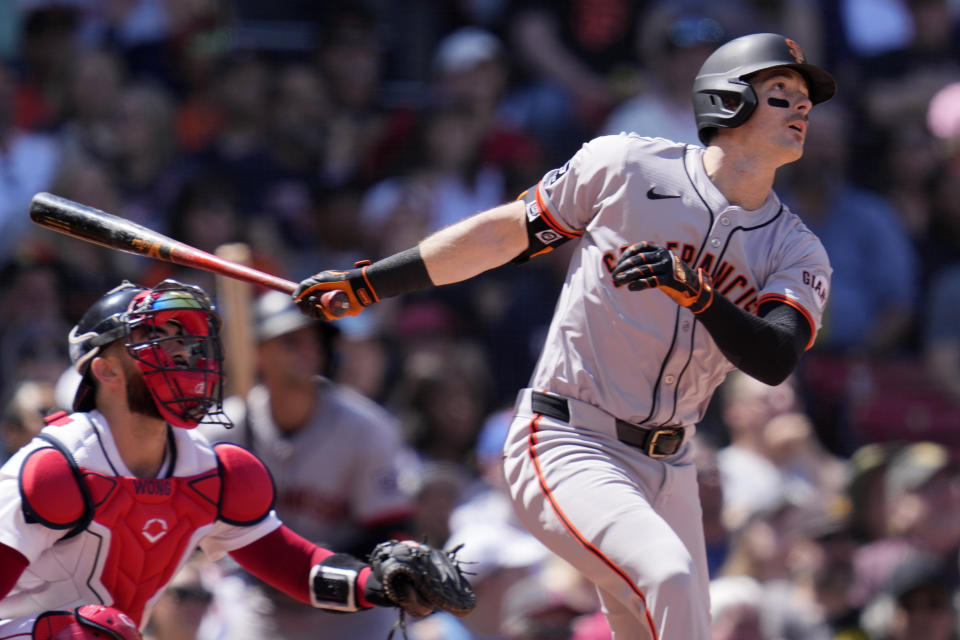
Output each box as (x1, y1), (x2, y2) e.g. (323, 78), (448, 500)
(647, 187), (681, 200)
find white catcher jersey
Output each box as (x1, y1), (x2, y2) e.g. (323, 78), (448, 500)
(528, 134), (831, 428)
(0, 411), (280, 625)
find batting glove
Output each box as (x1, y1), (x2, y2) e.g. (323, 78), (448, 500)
(612, 242), (714, 314)
(294, 260), (378, 321)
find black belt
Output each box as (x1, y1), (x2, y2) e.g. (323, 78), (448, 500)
(531, 391), (685, 459)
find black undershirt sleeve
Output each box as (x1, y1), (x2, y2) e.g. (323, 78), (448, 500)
(695, 295), (811, 385)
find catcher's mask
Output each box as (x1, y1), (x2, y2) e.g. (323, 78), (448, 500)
(692, 32), (836, 144)
(68, 279), (229, 429)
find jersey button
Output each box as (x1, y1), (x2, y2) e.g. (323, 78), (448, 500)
(664, 375), (676, 384)
(720, 217), (731, 226)
(710, 238), (721, 248)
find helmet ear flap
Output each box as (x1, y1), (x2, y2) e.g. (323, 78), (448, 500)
(694, 82), (758, 143)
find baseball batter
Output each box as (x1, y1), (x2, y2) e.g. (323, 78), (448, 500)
(0, 279), (470, 639)
(295, 33), (835, 639)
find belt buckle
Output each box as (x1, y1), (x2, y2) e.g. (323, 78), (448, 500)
(646, 427), (682, 458)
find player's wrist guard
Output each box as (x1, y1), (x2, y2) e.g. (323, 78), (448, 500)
(611, 242), (714, 314)
(294, 248), (433, 321)
(310, 553), (388, 612)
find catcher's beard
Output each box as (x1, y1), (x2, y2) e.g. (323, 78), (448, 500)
(122, 358), (164, 421)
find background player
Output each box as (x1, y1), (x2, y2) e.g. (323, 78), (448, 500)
(0, 278), (466, 639)
(294, 33), (835, 639)
(200, 290), (417, 639)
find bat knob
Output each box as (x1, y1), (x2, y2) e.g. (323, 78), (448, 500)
(319, 290), (351, 318)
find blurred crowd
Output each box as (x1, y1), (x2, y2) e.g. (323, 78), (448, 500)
(2, 0), (960, 638)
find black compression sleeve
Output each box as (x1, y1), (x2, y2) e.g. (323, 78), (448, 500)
(364, 247), (434, 299)
(695, 296), (811, 385)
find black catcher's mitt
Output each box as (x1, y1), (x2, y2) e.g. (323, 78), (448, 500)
(368, 540), (476, 618)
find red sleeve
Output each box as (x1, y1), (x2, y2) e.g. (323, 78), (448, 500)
(228, 526), (333, 604)
(0, 542), (29, 599)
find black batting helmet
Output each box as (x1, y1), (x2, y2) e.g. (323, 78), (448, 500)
(692, 33), (836, 144)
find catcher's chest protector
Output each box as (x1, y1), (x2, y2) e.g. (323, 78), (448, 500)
(21, 444), (221, 624)
(18, 417), (273, 626)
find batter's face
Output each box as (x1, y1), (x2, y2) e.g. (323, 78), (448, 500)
(738, 68), (812, 164)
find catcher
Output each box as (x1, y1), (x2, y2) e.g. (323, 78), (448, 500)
(0, 279), (474, 639)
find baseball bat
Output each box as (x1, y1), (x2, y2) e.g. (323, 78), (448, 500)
(29, 192), (349, 314)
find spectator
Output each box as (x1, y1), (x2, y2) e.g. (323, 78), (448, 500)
(430, 26), (545, 194)
(58, 47), (125, 168)
(860, 551), (958, 640)
(923, 264), (960, 400)
(855, 0), (960, 137)
(502, 0), (646, 161)
(851, 442), (960, 609)
(691, 434), (729, 577)
(0, 379), (56, 463)
(330, 312), (396, 404)
(499, 560), (602, 640)
(927, 81), (960, 160)
(709, 574), (768, 640)
(0, 259), (71, 395)
(846, 443), (896, 544)
(919, 164), (960, 295)
(391, 340), (495, 472)
(190, 52), (272, 210)
(759, 505), (864, 640)
(443, 408), (553, 638)
(360, 97), (508, 258)
(14, 6), (80, 130)
(0, 58), (61, 261)
(603, 8), (725, 144)
(109, 81), (191, 236)
(314, 5), (394, 187)
(716, 371), (801, 530)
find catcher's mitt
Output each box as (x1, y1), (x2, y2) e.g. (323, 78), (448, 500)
(368, 540), (476, 618)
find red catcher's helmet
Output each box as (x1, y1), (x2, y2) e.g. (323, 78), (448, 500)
(692, 32), (836, 144)
(67, 279), (228, 428)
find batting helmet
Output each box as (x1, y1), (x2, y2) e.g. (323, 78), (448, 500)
(68, 279), (227, 428)
(692, 33), (836, 144)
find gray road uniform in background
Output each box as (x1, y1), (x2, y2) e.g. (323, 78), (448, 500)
(504, 133), (830, 639)
(201, 377), (416, 639)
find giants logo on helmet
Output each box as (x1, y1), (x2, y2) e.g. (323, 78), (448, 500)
(785, 38), (805, 63)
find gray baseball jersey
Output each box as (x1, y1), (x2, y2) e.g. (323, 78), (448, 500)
(528, 133), (831, 430)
